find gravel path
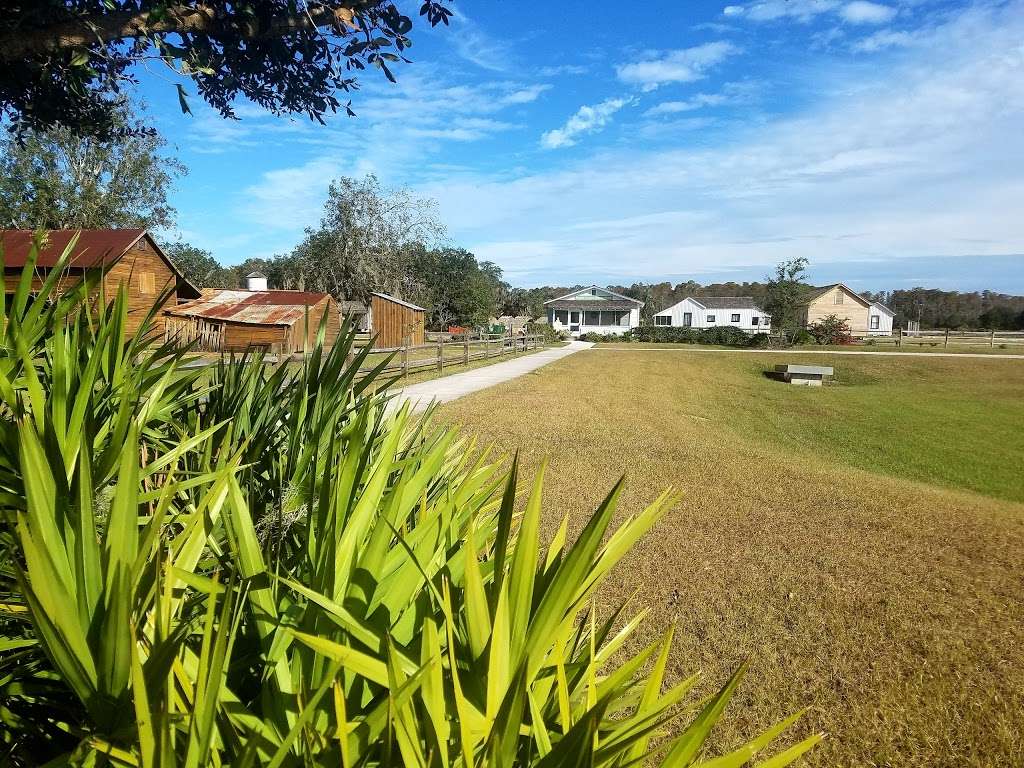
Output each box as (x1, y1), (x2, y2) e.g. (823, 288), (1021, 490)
(390, 341), (593, 413)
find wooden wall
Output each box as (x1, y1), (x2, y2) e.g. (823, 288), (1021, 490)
(802, 286), (870, 335)
(370, 294), (424, 348)
(222, 323), (288, 351)
(3, 235), (177, 338)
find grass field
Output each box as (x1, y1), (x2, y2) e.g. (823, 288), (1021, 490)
(434, 350), (1024, 767)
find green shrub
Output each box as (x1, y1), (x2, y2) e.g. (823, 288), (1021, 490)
(791, 328), (816, 345)
(630, 326), (764, 347)
(0, 237), (818, 766)
(807, 314), (853, 345)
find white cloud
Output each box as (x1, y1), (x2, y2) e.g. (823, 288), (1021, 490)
(645, 81), (760, 116)
(540, 97), (634, 149)
(724, 0), (895, 25)
(616, 42), (739, 91)
(723, 0), (841, 23)
(499, 84), (552, 105)
(852, 28), (916, 51)
(840, 1), (897, 24)
(421, 3), (1024, 284)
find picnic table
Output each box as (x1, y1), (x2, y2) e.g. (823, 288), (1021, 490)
(775, 364), (834, 387)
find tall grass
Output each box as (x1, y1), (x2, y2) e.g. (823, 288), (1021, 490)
(0, 234), (819, 766)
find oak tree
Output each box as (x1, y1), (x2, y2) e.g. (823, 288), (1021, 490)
(0, 1), (453, 138)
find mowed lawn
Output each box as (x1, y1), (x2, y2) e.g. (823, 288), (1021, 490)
(433, 350), (1024, 768)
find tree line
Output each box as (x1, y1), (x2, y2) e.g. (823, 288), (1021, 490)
(3, 104), (1022, 331)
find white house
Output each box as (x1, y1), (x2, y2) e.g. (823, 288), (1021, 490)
(652, 296), (771, 332)
(545, 286), (643, 337)
(868, 301), (895, 335)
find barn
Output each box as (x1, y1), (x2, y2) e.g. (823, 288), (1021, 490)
(164, 287), (341, 353)
(1, 228), (200, 336)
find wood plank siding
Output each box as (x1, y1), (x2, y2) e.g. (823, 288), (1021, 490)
(800, 284), (871, 336)
(370, 294), (425, 348)
(2, 230), (197, 338)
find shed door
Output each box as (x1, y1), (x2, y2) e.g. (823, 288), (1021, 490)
(683, 312), (692, 327)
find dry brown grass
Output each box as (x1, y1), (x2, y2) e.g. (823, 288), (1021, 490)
(434, 350), (1024, 768)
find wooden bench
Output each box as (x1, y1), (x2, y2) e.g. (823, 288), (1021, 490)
(774, 364), (833, 387)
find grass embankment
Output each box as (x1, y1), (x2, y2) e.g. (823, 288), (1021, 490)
(434, 351), (1024, 767)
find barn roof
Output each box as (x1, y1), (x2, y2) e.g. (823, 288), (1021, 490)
(166, 289), (333, 326)
(0, 229), (145, 268)
(0, 228), (201, 298)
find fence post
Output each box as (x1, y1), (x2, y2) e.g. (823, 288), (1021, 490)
(402, 336), (409, 379)
(437, 339), (443, 372)
(944, 328), (949, 348)
(464, 333), (470, 365)
(991, 329), (996, 347)
(897, 327), (902, 347)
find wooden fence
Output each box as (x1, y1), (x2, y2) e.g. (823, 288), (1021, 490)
(164, 316), (224, 352)
(357, 333), (546, 378)
(893, 329), (1024, 348)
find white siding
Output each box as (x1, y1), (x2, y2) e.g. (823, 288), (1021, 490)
(867, 304), (894, 335)
(653, 298), (771, 331)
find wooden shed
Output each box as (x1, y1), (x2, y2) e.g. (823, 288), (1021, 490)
(164, 289), (341, 353)
(367, 292), (426, 348)
(1, 228), (200, 337)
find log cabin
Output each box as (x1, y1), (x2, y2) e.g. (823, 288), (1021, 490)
(1, 229), (201, 336)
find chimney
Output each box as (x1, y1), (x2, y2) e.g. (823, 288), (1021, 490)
(244, 271), (268, 291)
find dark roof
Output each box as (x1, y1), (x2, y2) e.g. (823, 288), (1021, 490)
(547, 299), (638, 311)
(690, 296), (761, 310)
(167, 289), (333, 326)
(1, 229), (145, 268)
(245, 271), (267, 278)
(340, 300), (368, 313)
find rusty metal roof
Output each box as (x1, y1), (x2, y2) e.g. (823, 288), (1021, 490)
(166, 289), (333, 326)
(1, 229), (146, 268)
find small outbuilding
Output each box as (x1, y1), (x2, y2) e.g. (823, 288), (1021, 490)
(653, 296), (770, 332)
(164, 289), (341, 353)
(339, 292), (426, 348)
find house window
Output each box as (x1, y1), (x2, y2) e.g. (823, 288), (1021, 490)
(870, 315), (880, 329)
(138, 272), (156, 295)
(583, 310), (601, 325)
(834, 291), (844, 304)
(752, 317), (760, 326)
(553, 309), (568, 324)
(682, 312), (692, 327)
(654, 315), (671, 326)
(591, 288), (597, 295)
(707, 314), (716, 323)
(731, 313), (740, 323)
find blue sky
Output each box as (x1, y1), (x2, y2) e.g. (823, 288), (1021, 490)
(141, 0), (1024, 292)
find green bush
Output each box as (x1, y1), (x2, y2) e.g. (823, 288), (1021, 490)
(0, 237), (818, 766)
(807, 314), (853, 345)
(791, 328), (816, 345)
(631, 325), (764, 347)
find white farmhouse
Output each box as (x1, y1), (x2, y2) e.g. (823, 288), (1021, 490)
(868, 301), (895, 335)
(653, 296), (771, 332)
(545, 286), (644, 337)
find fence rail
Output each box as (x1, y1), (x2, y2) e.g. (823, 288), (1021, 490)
(895, 328), (1024, 347)
(356, 333), (546, 378)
